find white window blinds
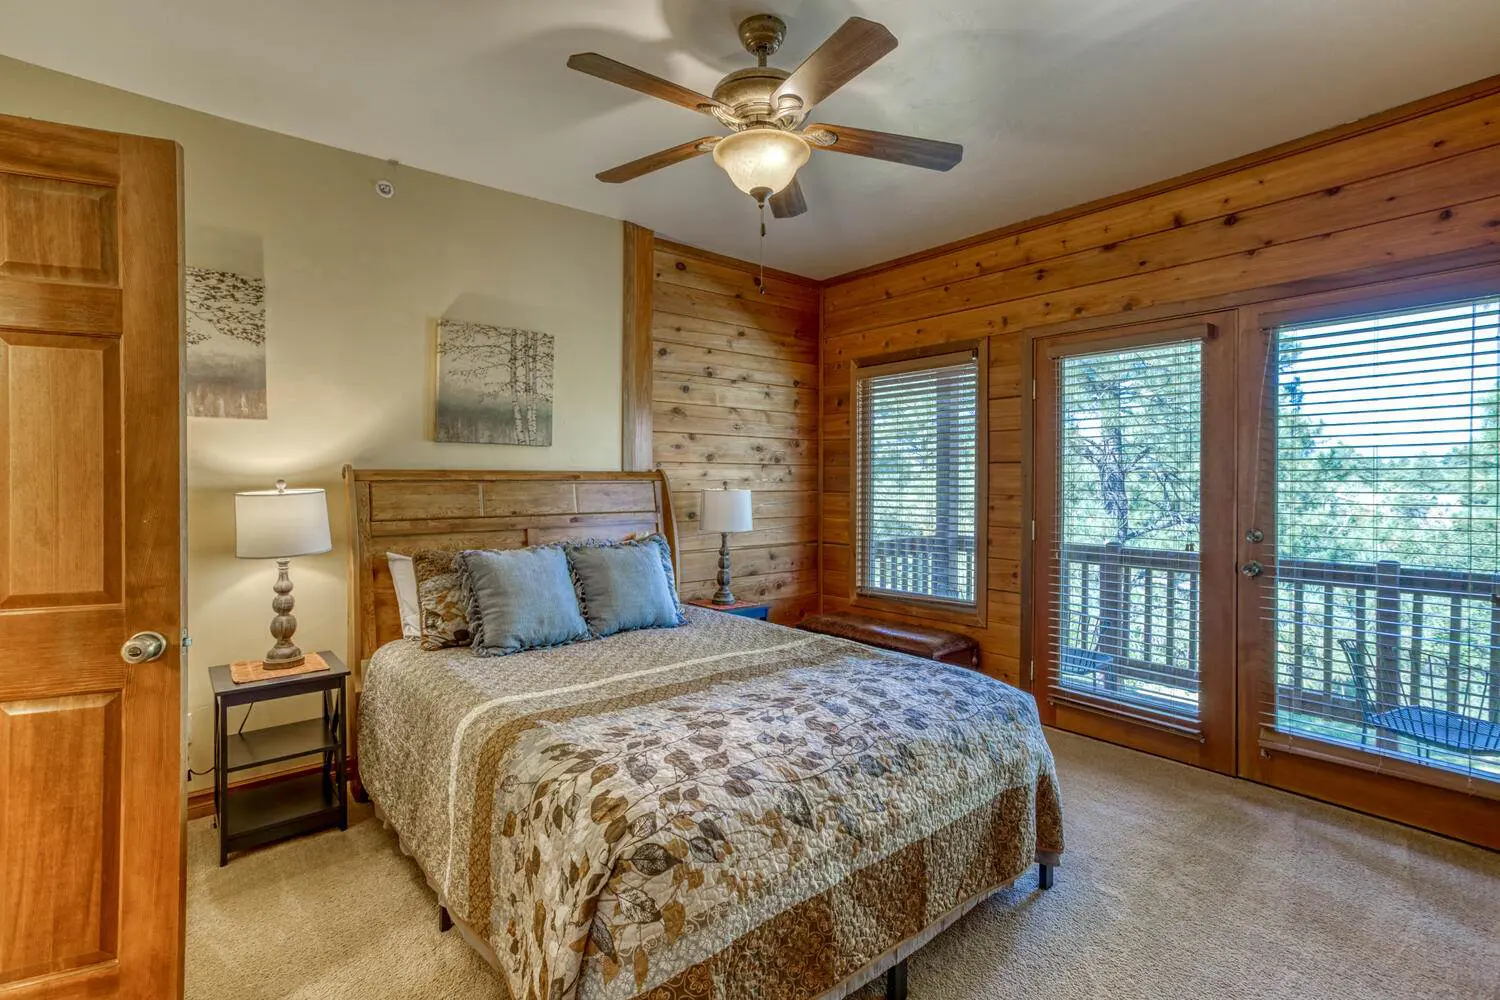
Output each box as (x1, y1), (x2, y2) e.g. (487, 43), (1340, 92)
(1263, 295), (1500, 781)
(1050, 339), (1204, 718)
(855, 351), (980, 606)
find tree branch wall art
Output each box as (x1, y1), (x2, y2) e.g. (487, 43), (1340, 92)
(185, 266), (267, 419)
(434, 319), (554, 445)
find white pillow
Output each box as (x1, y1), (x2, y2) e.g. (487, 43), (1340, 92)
(386, 552), (422, 640)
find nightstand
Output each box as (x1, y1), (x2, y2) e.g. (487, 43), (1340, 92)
(209, 651), (349, 866)
(686, 598), (771, 621)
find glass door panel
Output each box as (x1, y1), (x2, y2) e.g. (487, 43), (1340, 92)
(1256, 296), (1500, 782)
(1054, 340), (1204, 716)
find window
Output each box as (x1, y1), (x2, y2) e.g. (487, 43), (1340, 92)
(854, 349), (983, 609)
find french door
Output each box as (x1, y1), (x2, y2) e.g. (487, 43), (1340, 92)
(1032, 314), (1238, 774)
(1236, 276), (1500, 847)
(1032, 276), (1500, 847)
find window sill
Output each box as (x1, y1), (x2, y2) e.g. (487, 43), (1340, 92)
(852, 592), (986, 630)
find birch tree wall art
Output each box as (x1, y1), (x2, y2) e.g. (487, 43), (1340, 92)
(185, 267), (267, 419)
(434, 319), (554, 445)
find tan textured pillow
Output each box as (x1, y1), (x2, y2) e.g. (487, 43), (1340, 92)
(411, 549), (471, 650)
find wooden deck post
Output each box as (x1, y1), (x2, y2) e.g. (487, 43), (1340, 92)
(1373, 560), (1403, 713)
(1099, 542), (1125, 692)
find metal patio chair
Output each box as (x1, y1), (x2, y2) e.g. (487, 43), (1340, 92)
(1337, 639), (1500, 758)
(1060, 646), (1114, 689)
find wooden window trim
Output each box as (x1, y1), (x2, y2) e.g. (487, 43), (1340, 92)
(850, 339), (989, 629)
(1039, 322), (1218, 358)
(1250, 265), (1500, 333)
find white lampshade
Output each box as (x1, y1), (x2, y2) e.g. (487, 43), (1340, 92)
(712, 128), (810, 199)
(701, 489), (753, 534)
(235, 481), (332, 559)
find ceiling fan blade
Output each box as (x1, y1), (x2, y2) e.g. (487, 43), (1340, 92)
(568, 52), (722, 116)
(804, 123), (963, 171)
(773, 17), (897, 110)
(595, 137), (720, 184)
(769, 177), (808, 219)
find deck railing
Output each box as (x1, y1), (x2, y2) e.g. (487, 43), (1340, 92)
(1053, 543), (1203, 715)
(867, 536), (1499, 737)
(865, 534), (976, 603)
(1053, 542), (1500, 728)
(1270, 556), (1500, 727)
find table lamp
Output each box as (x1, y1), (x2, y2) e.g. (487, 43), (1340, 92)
(700, 489), (753, 605)
(235, 479), (332, 669)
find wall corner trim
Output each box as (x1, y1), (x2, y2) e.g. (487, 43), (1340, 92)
(622, 221), (655, 471)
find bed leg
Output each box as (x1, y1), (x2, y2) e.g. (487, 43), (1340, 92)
(439, 906), (453, 933)
(885, 958), (908, 1000)
(351, 775), (370, 805)
(1038, 863), (1056, 890)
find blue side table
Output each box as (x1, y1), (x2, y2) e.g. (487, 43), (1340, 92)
(687, 598), (771, 621)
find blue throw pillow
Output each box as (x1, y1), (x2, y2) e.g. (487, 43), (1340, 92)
(456, 546), (590, 656)
(566, 535), (685, 638)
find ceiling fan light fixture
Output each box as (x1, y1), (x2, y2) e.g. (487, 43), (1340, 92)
(711, 128), (810, 201)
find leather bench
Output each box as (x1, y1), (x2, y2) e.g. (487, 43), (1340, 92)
(797, 612), (980, 669)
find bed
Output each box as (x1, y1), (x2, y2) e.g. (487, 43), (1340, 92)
(344, 467), (1064, 1000)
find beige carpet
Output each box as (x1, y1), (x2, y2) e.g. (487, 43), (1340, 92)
(186, 730), (1500, 1000)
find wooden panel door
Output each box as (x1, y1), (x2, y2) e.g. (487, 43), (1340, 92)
(1031, 314), (1238, 773)
(0, 115), (184, 997)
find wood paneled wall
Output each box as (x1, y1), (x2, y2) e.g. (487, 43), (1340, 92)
(819, 75), (1500, 686)
(648, 239), (822, 623)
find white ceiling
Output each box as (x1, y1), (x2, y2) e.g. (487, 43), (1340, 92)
(3, 0), (1498, 278)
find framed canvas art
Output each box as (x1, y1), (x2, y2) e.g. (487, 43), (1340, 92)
(434, 319), (554, 445)
(185, 267), (266, 419)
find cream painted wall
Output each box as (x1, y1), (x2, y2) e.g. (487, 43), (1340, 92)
(0, 56), (624, 789)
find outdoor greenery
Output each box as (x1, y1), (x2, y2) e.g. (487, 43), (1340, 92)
(1276, 363), (1499, 573)
(1059, 341), (1202, 550)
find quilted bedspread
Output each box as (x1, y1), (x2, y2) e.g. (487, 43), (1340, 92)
(359, 608), (1063, 1000)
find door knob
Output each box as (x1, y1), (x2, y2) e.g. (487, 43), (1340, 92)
(121, 631), (168, 664)
(1245, 528), (1265, 544)
(1239, 561), (1264, 578)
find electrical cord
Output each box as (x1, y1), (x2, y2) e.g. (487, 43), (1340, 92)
(184, 705), (254, 779)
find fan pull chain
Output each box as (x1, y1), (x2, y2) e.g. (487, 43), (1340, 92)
(758, 199), (767, 295)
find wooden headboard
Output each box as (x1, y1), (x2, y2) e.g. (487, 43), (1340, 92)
(342, 466), (678, 676)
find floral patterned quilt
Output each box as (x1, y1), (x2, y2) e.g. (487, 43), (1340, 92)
(359, 608), (1063, 1000)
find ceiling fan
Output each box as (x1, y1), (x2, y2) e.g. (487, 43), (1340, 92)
(567, 13), (963, 219)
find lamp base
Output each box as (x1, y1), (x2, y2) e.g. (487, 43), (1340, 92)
(263, 558), (304, 670)
(712, 532), (735, 605)
(260, 646), (305, 671)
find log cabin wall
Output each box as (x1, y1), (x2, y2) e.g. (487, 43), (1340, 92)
(648, 238), (823, 623)
(818, 75), (1500, 687)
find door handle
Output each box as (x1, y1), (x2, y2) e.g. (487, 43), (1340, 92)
(121, 631), (168, 664)
(1239, 561), (1264, 578)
